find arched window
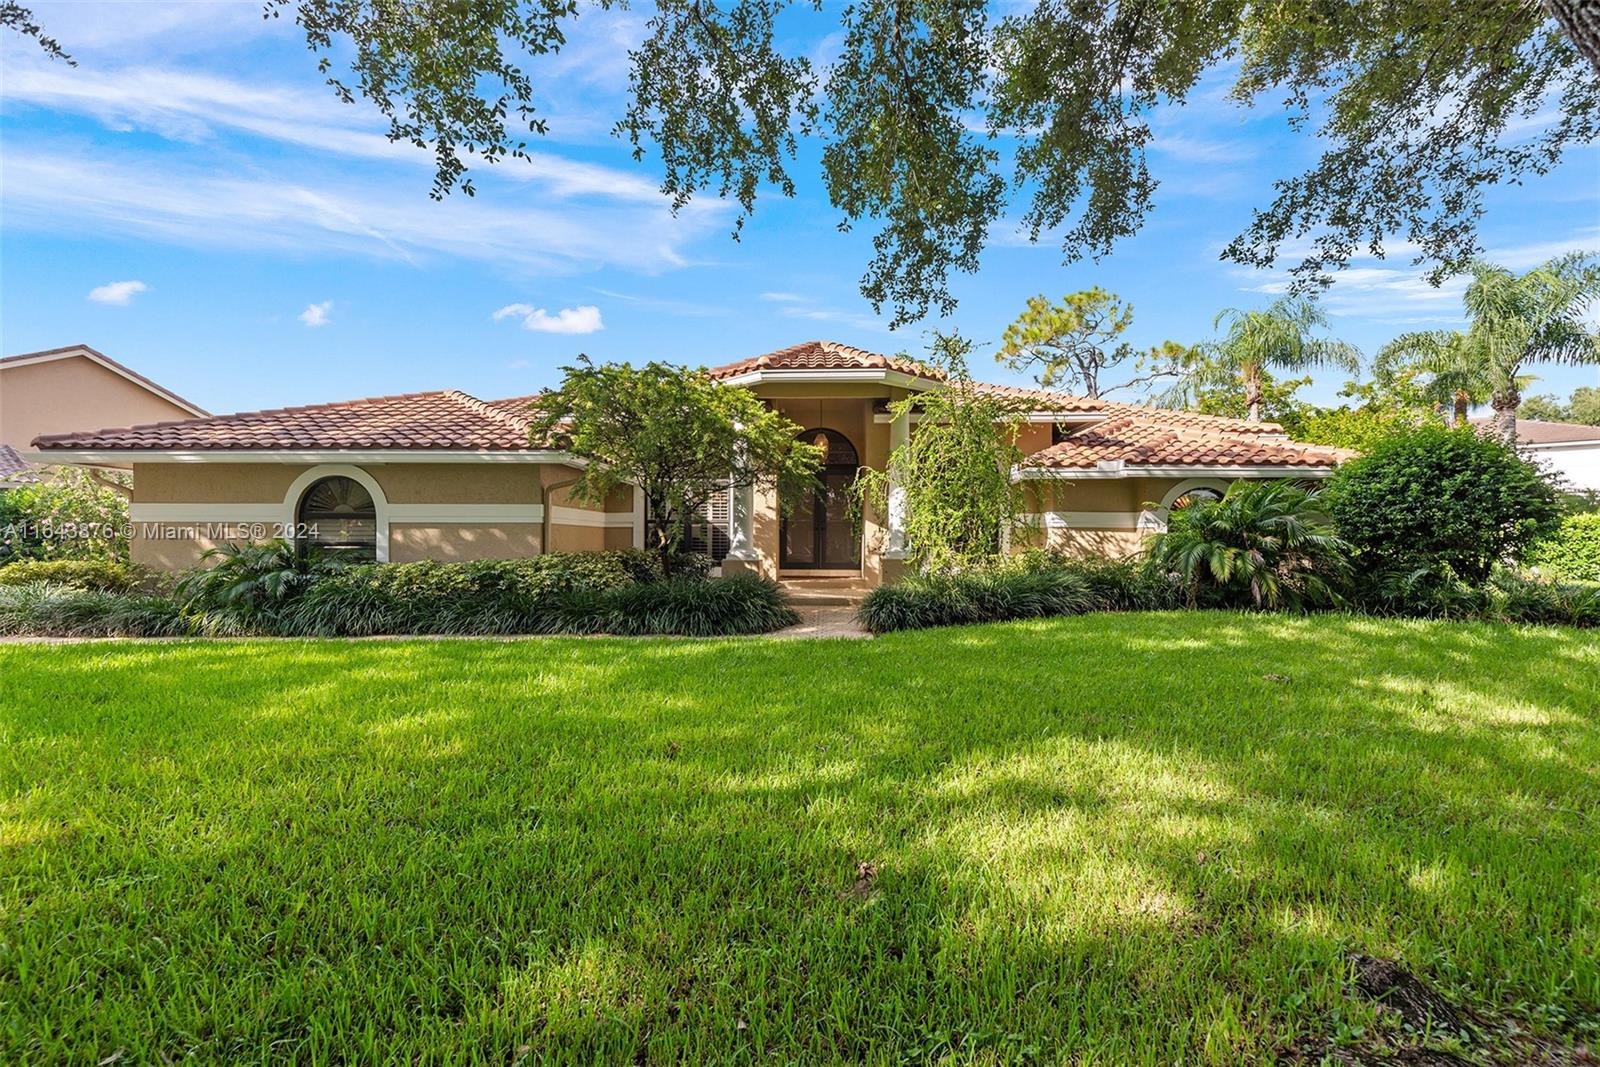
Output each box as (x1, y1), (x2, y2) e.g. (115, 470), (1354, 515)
(802, 427), (859, 468)
(1169, 486), (1224, 511)
(297, 475), (377, 559)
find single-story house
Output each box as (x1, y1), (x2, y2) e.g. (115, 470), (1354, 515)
(1, 344), (208, 488)
(27, 340), (1344, 582)
(1469, 416), (1600, 493)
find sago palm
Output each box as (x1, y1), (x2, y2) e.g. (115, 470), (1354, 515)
(1208, 296), (1362, 422)
(1463, 254), (1600, 443)
(1146, 480), (1351, 610)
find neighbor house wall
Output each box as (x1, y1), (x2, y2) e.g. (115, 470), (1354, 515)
(1, 355), (198, 453)
(126, 460), (625, 569)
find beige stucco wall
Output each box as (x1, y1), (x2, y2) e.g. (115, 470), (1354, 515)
(1, 354), (198, 452)
(1017, 475), (1240, 559)
(126, 460), (617, 569)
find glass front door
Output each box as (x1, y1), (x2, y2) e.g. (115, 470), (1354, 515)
(781, 468), (861, 569)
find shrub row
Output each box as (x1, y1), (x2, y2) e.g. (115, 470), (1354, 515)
(858, 557), (1181, 634)
(0, 558), (147, 593)
(1528, 514), (1600, 583)
(0, 551), (796, 639)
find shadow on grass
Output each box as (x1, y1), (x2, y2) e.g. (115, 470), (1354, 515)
(1, 613), (1597, 1062)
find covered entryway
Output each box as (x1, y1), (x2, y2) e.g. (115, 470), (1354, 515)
(780, 428), (861, 570)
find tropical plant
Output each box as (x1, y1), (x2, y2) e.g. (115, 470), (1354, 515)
(853, 333), (1027, 574)
(1462, 255), (1600, 442)
(856, 564), (1099, 634)
(1145, 480), (1351, 610)
(1189, 296), (1362, 423)
(1328, 425), (1562, 583)
(997, 288), (1183, 398)
(1374, 330), (1495, 426)
(175, 540), (344, 621)
(529, 357), (822, 570)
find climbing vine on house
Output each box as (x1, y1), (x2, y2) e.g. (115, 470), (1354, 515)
(853, 334), (1028, 574)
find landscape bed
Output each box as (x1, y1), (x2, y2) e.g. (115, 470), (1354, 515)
(2, 613), (1598, 1063)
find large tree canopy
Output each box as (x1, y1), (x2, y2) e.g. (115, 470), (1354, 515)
(9, 1), (1599, 325)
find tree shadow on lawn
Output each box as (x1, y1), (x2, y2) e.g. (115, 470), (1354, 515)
(2, 614), (1598, 1062)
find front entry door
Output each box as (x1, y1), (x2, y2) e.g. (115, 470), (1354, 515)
(780, 428), (861, 570)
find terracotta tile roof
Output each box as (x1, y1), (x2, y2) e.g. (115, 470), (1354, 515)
(969, 384), (1285, 433)
(706, 340), (940, 382)
(1024, 416), (1347, 471)
(969, 382), (1107, 413)
(1467, 417), (1600, 444)
(483, 394), (540, 416)
(32, 390), (536, 452)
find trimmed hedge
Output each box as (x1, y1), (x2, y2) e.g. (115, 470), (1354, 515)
(1528, 514), (1600, 583)
(857, 557), (1186, 634)
(0, 558), (146, 593)
(0, 552), (795, 639)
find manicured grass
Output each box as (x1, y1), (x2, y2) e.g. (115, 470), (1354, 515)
(2, 614), (1598, 1064)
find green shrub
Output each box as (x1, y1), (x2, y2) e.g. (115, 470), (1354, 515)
(1352, 565), (1491, 620)
(1527, 514), (1600, 582)
(1329, 425), (1561, 582)
(1146, 480), (1351, 610)
(0, 468), (130, 562)
(0, 558), (145, 592)
(279, 551), (668, 636)
(1489, 572), (1600, 628)
(858, 566), (1099, 633)
(175, 540), (347, 626)
(1014, 552), (1184, 612)
(0, 583), (194, 638)
(543, 575), (797, 636)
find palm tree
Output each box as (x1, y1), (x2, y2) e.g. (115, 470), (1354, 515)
(1462, 254), (1600, 443)
(1374, 330), (1489, 426)
(1206, 296), (1362, 422)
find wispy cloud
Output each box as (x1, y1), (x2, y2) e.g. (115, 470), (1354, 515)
(591, 288), (729, 318)
(760, 291), (805, 303)
(493, 303), (604, 334)
(86, 279), (147, 305)
(1231, 228), (1600, 325)
(299, 300), (332, 327)
(0, 60), (671, 204)
(2, 148), (719, 275)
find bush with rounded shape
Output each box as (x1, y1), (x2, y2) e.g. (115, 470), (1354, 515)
(0, 558), (145, 592)
(1527, 513), (1600, 582)
(1328, 426), (1560, 583)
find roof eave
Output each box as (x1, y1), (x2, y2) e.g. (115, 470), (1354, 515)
(24, 448), (583, 467)
(1014, 463), (1340, 480)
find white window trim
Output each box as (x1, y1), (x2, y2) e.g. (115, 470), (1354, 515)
(284, 464), (391, 562)
(1136, 477), (1231, 534)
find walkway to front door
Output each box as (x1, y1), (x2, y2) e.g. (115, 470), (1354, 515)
(780, 427), (861, 570)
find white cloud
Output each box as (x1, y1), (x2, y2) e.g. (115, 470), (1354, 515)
(1231, 227), (1600, 325)
(493, 303), (604, 334)
(0, 59), (672, 204)
(87, 279), (147, 304)
(1, 148), (720, 275)
(760, 291), (805, 303)
(299, 300), (332, 327)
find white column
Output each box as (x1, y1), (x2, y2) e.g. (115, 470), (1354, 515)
(726, 480), (757, 560)
(883, 408), (910, 560)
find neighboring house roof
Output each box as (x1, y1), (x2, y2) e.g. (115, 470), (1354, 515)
(1025, 417), (1348, 473)
(0, 443), (42, 487)
(30, 340), (1339, 473)
(1, 344), (210, 418)
(1467, 417), (1600, 445)
(33, 389), (536, 452)
(707, 340), (940, 383)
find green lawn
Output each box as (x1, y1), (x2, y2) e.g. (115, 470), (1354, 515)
(2, 614), (1598, 1065)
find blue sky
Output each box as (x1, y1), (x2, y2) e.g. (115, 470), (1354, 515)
(2, 0), (1598, 417)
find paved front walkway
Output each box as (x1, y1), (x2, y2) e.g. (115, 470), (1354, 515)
(771, 606), (872, 639)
